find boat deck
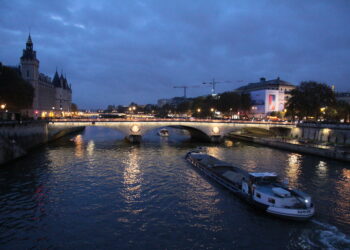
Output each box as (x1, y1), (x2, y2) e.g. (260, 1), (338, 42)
(255, 184), (276, 197)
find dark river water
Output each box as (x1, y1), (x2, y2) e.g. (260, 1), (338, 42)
(0, 127), (349, 249)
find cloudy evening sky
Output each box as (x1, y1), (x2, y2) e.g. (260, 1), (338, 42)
(1, 0), (349, 109)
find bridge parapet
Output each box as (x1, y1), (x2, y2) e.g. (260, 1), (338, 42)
(49, 119), (296, 143)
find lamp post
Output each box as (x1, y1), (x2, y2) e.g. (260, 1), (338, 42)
(210, 108), (215, 119)
(0, 104), (6, 120)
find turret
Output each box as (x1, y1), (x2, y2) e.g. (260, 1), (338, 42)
(20, 34), (39, 82)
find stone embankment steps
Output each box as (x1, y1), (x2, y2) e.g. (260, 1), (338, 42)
(227, 134), (350, 163)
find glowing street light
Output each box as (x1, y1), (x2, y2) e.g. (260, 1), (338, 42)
(197, 108), (201, 113)
(212, 126), (220, 134)
(0, 104), (6, 110)
(210, 108), (215, 112)
(131, 125), (140, 133)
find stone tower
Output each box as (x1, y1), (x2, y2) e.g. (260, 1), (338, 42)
(20, 34), (40, 110)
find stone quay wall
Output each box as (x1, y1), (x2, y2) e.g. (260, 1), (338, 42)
(290, 123), (350, 145)
(0, 121), (84, 166)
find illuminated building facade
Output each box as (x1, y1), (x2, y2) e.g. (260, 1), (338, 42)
(19, 34), (72, 117)
(235, 77), (296, 117)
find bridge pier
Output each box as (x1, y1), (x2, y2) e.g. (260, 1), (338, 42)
(210, 135), (223, 143)
(127, 135), (142, 143)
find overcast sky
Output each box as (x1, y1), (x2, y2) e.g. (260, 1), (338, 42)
(1, 0), (349, 109)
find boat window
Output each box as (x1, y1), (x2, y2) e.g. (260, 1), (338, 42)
(256, 193), (261, 198)
(268, 198), (275, 204)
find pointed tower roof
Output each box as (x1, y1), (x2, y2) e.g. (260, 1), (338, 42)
(21, 33), (37, 61)
(52, 70), (61, 87)
(27, 33), (33, 44)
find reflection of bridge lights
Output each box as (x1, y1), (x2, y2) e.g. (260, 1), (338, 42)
(74, 135), (84, 158)
(130, 125), (140, 133)
(87, 140), (95, 156)
(212, 126), (220, 134)
(286, 153), (301, 185)
(123, 148), (142, 203)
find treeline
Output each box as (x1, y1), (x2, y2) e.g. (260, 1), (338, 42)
(158, 92), (251, 118)
(0, 64), (34, 112)
(107, 92), (252, 118)
(286, 81), (350, 122)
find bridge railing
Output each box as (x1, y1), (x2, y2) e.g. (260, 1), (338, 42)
(48, 118), (296, 126)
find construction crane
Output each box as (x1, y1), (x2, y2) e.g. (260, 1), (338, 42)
(202, 78), (243, 96)
(173, 85), (200, 98)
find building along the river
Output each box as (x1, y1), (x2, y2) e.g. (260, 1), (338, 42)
(19, 34), (72, 117)
(235, 77), (296, 118)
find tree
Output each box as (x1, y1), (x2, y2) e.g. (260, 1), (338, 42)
(71, 103), (78, 112)
(106, 105), (115, 112)
(157, 103), (172, 117)
(217, 92), (241, 113)
(286, 81), (335, 120)
(0, 65), (34, 112)
(239, 93), (252, 117)
(330, 100), (350, 122)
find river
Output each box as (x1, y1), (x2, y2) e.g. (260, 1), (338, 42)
(0, 127), (349, 249)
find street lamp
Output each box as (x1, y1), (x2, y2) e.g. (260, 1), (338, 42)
(197, 108), (201, 113)
(1, 104), (6, 110)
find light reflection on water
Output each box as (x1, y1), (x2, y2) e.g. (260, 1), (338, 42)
(285, 153), (302, 187)
(0, 127), (349, 249)
(74, 134), (84, 158)
(122, 147), (142, 203)
(87, 140), (95, 157)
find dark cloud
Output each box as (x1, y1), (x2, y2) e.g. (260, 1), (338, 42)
(1, 0), (349, 108)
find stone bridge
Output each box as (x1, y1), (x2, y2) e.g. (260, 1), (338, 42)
(49, 119), (296, 143)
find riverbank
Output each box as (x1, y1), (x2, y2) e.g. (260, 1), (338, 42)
(227, 133), (350, 162)
(0, 121), (85, 166)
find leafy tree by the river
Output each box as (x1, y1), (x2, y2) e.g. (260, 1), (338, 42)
(0, 65), (34, 112)
(71, 103), (78, 112)
(286, 81), (335, 120)
(324, 100), (350, 122)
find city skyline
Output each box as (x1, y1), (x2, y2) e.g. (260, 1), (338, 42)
(1, 0), (349, 109)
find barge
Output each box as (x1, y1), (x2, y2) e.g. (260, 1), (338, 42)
(185, 149), (315, 220)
